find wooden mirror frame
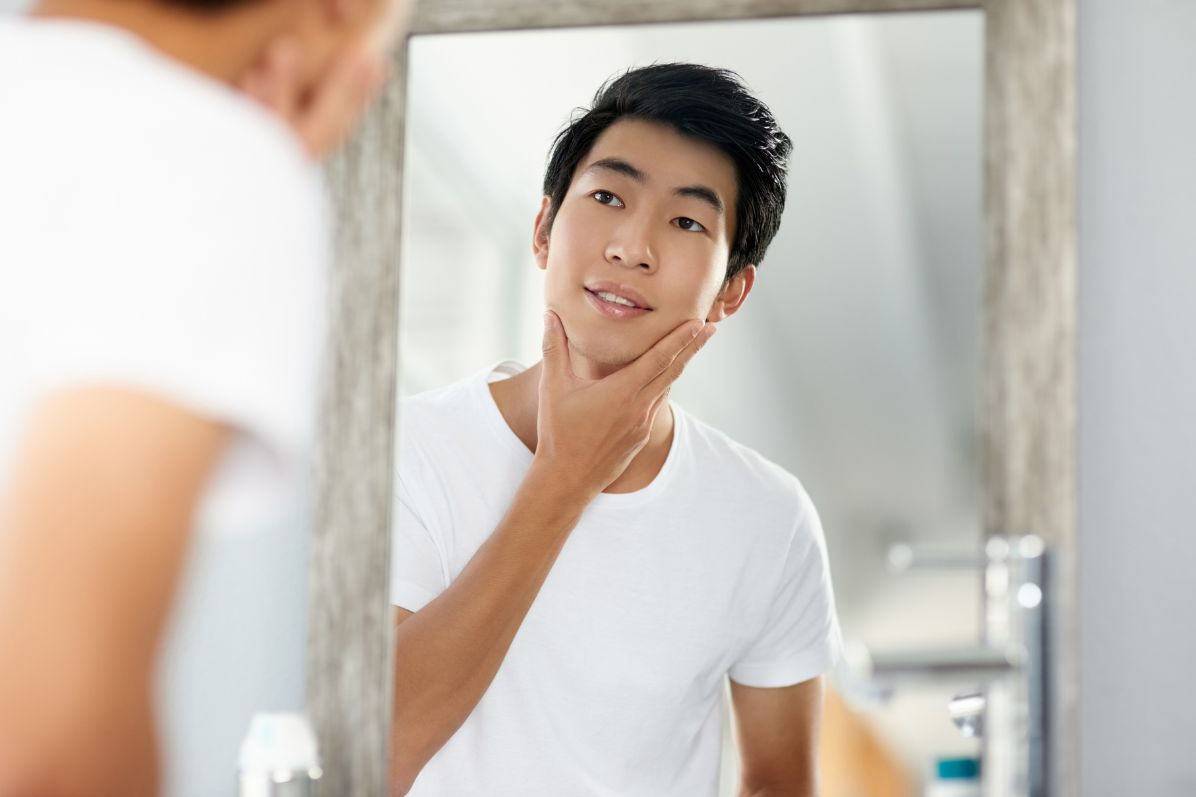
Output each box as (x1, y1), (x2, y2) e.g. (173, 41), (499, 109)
(308, 1), (1076, 794)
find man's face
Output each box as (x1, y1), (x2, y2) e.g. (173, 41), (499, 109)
(534, 118), (752, 369)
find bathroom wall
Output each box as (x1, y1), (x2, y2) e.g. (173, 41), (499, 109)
(1078, 1), (1196, 795)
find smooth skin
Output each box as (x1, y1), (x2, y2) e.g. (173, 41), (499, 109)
(0, 1), (407, 794)
(390, 119), (824, 796)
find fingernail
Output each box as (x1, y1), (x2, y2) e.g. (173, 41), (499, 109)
(543, 311), (555, 330)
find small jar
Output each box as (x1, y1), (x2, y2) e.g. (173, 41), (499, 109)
(925, 757), (981, 797)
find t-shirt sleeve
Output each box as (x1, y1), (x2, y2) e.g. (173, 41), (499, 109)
(16, 102), (329, 535)
(29, 108), (328, 470)
(390, 472), (450, 612)
(729, 495), (843, 688)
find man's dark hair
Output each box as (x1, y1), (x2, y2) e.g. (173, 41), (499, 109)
(542, 63), (792, 282)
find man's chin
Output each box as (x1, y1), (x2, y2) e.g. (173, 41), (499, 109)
(567, 336), (644, 372)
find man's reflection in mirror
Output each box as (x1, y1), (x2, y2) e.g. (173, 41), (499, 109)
(388, 64), (843, 797)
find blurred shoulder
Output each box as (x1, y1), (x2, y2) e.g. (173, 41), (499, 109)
(1, 17), (318, 204)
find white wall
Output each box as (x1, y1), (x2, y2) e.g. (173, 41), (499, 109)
(1079, 1), (1196, 794)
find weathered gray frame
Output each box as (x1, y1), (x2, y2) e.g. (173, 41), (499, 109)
(309, 1), (1077, 795)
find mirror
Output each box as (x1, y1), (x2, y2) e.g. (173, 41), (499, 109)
(392, 11), (985, 796)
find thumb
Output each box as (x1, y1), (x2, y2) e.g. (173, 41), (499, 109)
(541, 310), (572, 381)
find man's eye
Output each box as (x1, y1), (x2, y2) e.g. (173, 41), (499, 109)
(592, 190), (624, 208)
(674, 217), (707, 233)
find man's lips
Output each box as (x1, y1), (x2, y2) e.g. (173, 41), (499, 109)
(583, 281), (653, 310)
(583, 288), (652, 320)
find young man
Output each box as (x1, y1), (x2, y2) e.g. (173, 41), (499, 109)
(389, 64), (842, 796)
(0, 0), (406, 795)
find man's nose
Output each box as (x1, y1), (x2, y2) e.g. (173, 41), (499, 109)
(605, 217), (658, 273)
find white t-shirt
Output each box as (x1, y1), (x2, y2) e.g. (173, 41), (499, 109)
(0, 18), (328, 797)
(391, 361), (843, 797)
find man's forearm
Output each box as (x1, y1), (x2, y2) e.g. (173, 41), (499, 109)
(389, 464), (593, 795)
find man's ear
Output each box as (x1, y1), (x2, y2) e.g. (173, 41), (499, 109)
(707, 265), (756, 322)
(532, 196), (552, 271)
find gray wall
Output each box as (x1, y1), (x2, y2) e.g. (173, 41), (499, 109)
(1079, 1), (1196, 795)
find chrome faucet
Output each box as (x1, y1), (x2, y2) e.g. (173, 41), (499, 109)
(844, 534), (1050, 797)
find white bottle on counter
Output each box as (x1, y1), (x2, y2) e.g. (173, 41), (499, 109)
(925, 757), (981, 797)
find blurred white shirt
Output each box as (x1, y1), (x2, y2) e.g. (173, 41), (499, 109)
(0, 17), (329, 796)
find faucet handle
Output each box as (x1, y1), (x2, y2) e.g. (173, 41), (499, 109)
(886, 541), (987, 572)
(949, 688), (986, 738)
(865, 645), (1018, 684)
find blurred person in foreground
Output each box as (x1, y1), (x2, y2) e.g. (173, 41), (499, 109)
(0, 0), (409, 794)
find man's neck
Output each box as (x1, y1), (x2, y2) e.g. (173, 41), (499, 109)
(489, 359), (676, 495)
(31, 0), (280, 84)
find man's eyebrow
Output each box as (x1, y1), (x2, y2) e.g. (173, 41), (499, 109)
(585, 157), (646, 182)
(584, 156), (726, 215)
(675, 185), (725, 216)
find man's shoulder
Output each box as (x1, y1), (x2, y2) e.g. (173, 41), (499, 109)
(395, 369), (518, 500)
(679, 408), (798, 485)
(677, 407), (814, 520)
(398, 371), (490, 446)
(401, 371), (483, 410)
(117, 55), (315, 197)
(1, 17), (314, 196)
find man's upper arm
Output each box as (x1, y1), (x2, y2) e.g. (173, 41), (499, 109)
(0, 387), (230, 692)
(730, 675), (824, 796)
(390, 470), (450, 612)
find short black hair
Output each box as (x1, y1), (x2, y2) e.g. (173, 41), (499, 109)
(542, 63), (792, 282)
